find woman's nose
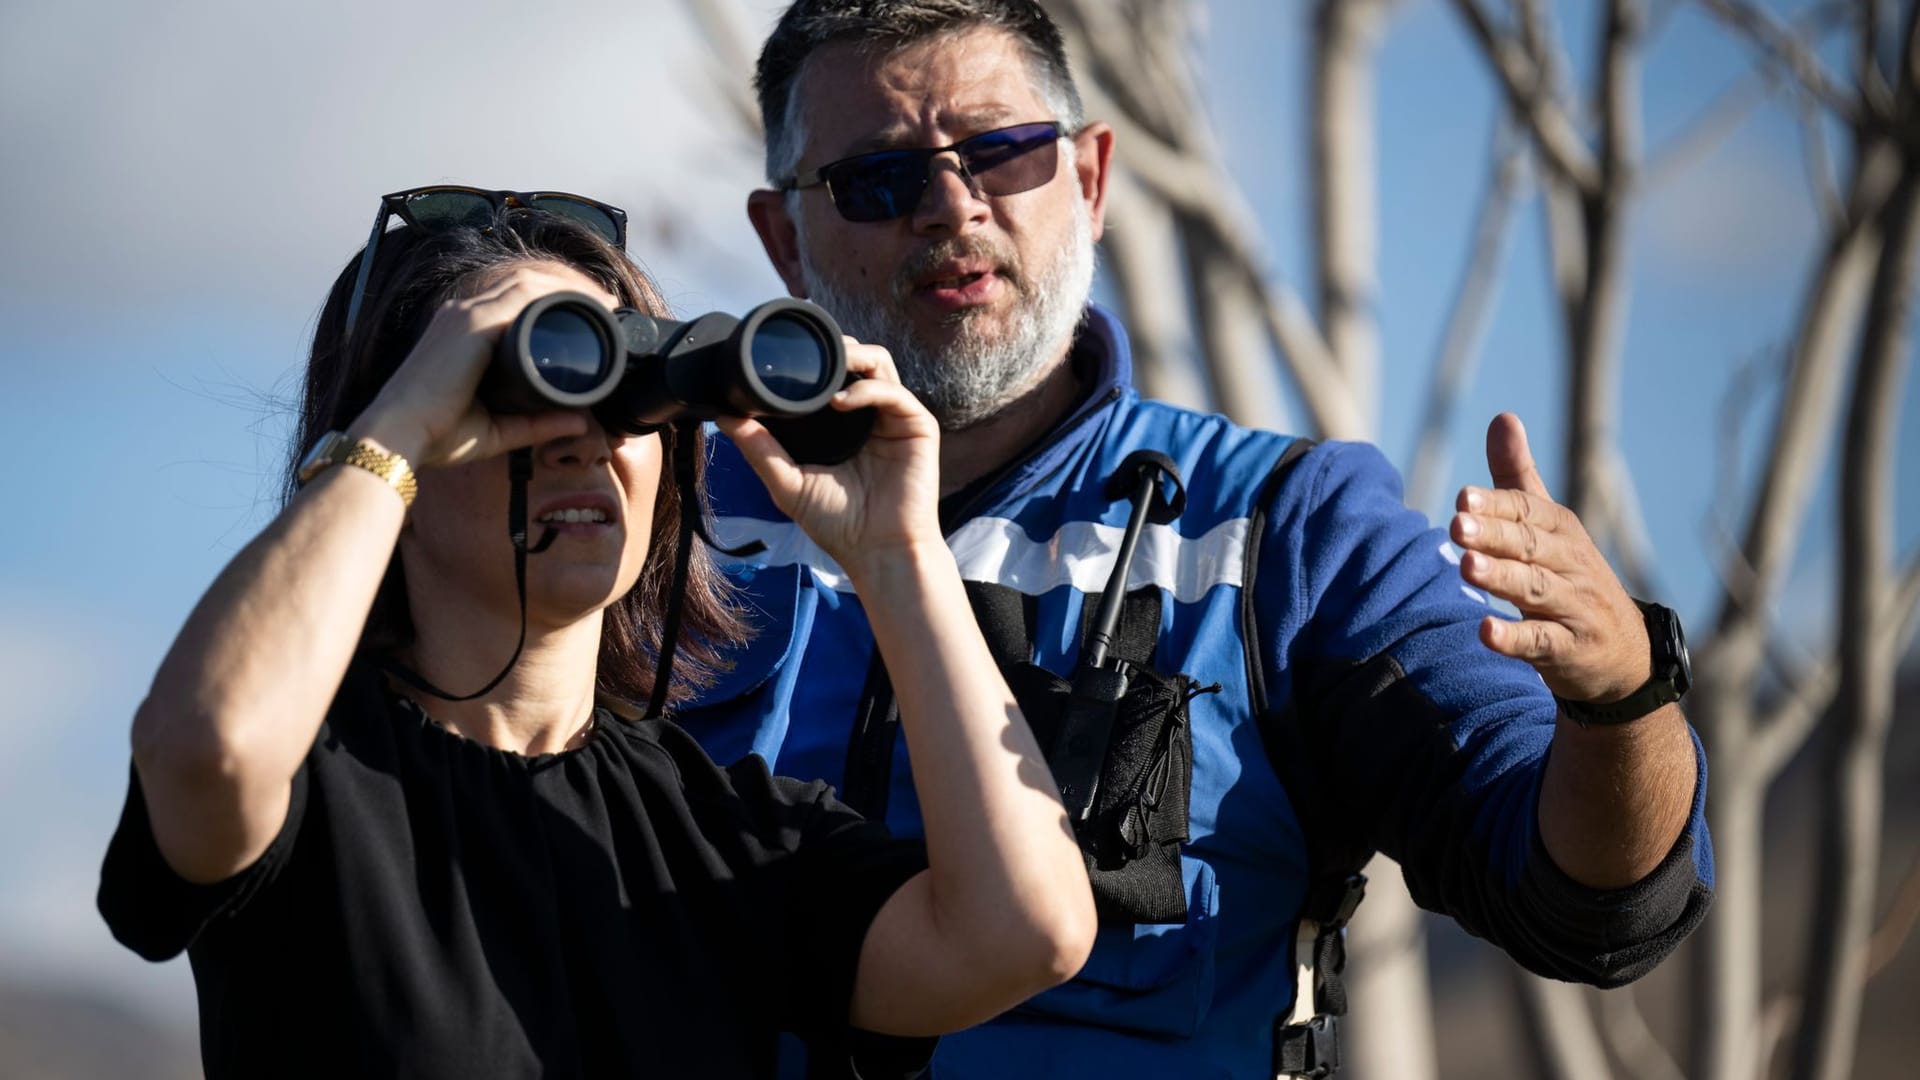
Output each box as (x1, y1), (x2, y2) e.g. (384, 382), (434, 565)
(540, 412), (614, 468)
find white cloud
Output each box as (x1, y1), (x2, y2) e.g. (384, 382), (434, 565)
(1, 0), (781, 325)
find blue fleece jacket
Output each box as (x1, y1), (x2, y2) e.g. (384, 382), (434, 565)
(678, 305), (1713, 1079)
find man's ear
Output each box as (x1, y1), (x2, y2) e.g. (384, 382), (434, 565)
(747, 189), (809, 298)
(1073, 121), (1116, 244)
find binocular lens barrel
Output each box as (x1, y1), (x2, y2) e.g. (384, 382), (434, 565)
(528, 308), (617, 395)
(750, 313), (835, 402)
(482, 292), (874, 465)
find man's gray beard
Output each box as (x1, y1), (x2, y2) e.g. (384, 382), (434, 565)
(797, 204), (1095, 431)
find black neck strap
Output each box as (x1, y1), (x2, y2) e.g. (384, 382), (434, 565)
(381, 447), (556, 703)
(644, 421), (765, 720)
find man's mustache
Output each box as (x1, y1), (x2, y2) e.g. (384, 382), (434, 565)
(894, 237), (1022, 299)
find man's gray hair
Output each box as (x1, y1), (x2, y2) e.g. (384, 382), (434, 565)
(756, 0), (1086, 183)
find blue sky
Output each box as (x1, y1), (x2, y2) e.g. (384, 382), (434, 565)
(1, 0), (1913, 1036)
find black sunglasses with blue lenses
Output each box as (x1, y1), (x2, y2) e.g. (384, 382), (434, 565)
(343, 186), (629, 332)
(779, 121), (1066, 223)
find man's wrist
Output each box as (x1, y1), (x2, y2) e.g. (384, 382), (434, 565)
(1553, 600), (1691, 727)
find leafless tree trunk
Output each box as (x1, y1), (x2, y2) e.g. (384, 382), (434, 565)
(1684, 4), (1920, 1078)
(1790, 162), (1919, 1080)
(1787, 19), (1920, 1072)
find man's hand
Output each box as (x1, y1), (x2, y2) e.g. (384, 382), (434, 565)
(1450, 413), (1650, 704)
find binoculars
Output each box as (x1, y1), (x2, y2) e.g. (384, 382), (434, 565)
(479, 292), (874, 465)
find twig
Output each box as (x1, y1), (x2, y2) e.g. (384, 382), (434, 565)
(1598, 0), (1647, 186)
(1451, 0), (1603, 192)
(1696, 0), (1862, 127)
(1859, 0), (1895, 115)
(1601, 446), (1665, 601)
(1071, 71), (1363, 438)
(1751, 548), (1920, 777)
(1797, 87), (1848, 230)
(682, 0), (766, 140)
(1751, 650), (1838, 778)
(1406, 118), (1526, 513)
(1596, 985), (1686, 1080)
(1866, 851), (1920, 975)
(1758, 851), (1920, 1077)
(1643, 72), (1774, 189)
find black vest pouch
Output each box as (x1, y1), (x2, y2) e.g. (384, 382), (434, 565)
(983, 585), (1208, 926)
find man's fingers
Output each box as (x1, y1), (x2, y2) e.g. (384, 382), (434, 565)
(1457, 485), (1569, 531)
(1485, 412), (1552, 500)
(842, 340), (899, 383)
(1460, 549), (1572, 614)
(715, 416), (805, 492)
(1453, 509), (1563, 566)
(1479, 615), (1575, 666)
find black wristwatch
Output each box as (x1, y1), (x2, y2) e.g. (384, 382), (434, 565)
(1554, 600), (1692, 727)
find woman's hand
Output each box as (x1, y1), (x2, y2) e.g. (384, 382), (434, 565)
(348, 265), (591, 468)
(717, 341), (942, 575)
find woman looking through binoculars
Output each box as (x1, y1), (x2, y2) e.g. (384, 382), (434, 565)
(98, 189), (1095, 1078)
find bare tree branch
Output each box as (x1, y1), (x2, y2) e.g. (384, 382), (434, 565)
(1510, 974), (1613, 1080)
(1791, 156), (1920, 1080)
(1450, 0), (1603, 192)
(1866, 850), (1920, 977)
(1099, 172), (1213, 411)
(1697, 0), (1862, 126)
(1647, 3), (1856, 195)
(1643, 71), (1774, 189)
(1797, 88), (1848, 230)
(1894, 547), (1920, 646)
(1749, 545), (1920, 779)
(1183, 216), (1295, 432)
(1860, 0), (1896, 116)
(1312, 0), (1390, 426)
(1407, 119), (1526, 514)
(1051, 0), (1196, 142)
(1597, 986), (1686, 1080)
(1708, 147), (1893, 645)
(1599, 446), (1665, 600)
(1752, 651), (1839, 777)
(1759, 852), (1920, 1078)
(683, 0), (766, 142)
(1068, 69), (1364, 438)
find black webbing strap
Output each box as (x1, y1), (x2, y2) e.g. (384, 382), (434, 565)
(380, 447), (556, 702)
(1273, 874), (1366, 1079)
(646, 420), (763, 720)
(839, 653), (899, 819)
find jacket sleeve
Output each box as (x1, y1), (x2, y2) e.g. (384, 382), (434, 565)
(1252, 439), (1713, 986)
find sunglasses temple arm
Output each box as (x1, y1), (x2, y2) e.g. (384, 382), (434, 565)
(342, 205), (393, 334)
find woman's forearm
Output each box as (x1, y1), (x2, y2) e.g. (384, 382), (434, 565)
(132, 457), (407, 883)
(844, 543), (1095, 1033)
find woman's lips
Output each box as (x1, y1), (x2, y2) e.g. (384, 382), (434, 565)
(533, 497), (619, 537)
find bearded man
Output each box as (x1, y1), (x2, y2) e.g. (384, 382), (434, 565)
(679, 2), (1714, 1077)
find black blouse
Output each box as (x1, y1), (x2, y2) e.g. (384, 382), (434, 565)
(99, 664), (929, 1078)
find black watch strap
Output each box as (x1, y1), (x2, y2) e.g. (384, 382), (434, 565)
(1553, 600), (1692, 727)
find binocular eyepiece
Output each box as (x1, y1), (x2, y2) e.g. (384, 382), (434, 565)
(479, 292), (874, 466)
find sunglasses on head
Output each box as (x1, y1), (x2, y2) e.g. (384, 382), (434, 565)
(343, 185), (629, 333)
(778, 121), (1067, 224)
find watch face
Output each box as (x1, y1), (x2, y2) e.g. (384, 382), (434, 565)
(1647, 602), (1691, 698)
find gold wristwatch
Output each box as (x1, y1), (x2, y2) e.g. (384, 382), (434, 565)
(297, 432), (418, 507)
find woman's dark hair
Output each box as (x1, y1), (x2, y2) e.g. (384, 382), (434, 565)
(290, 207), (749, 708)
